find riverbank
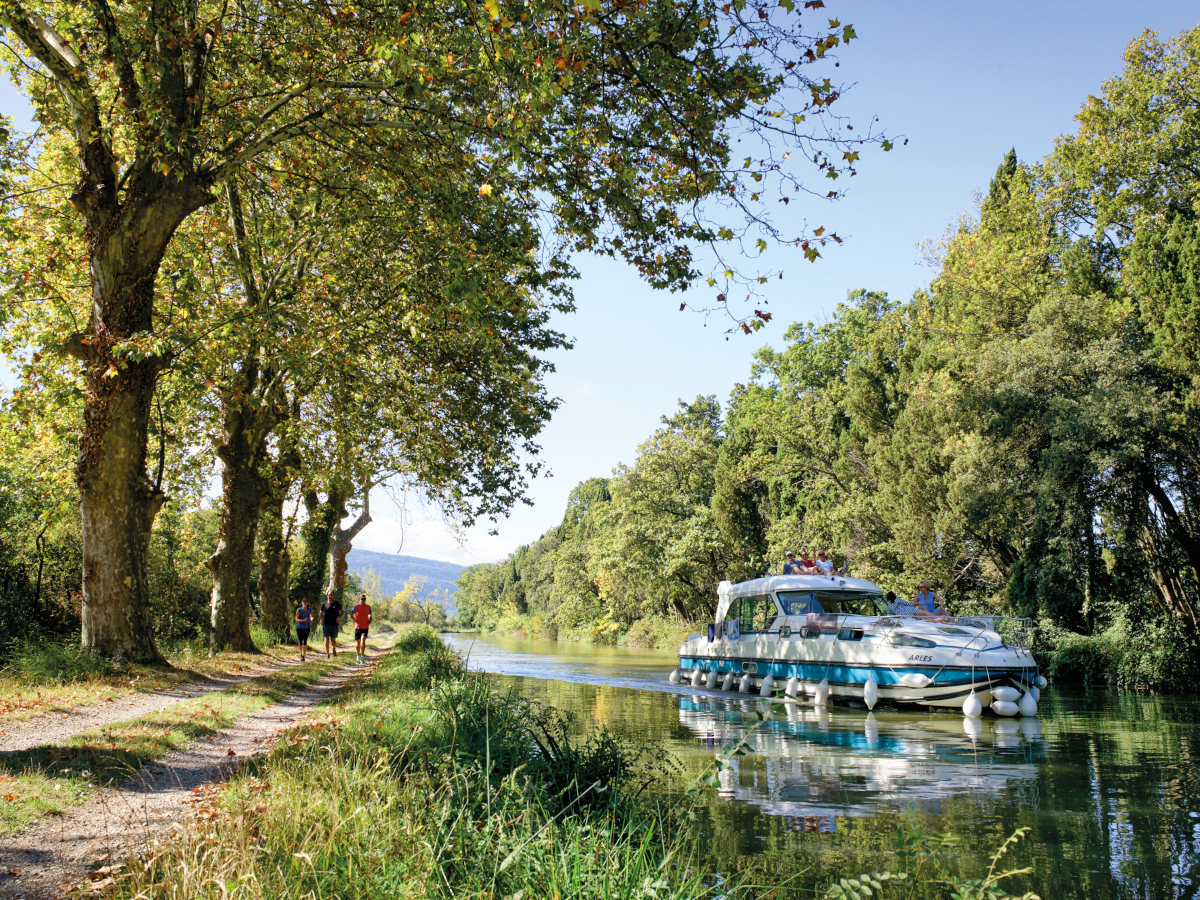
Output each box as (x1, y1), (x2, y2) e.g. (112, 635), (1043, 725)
(88, 626), (1046, 899)
(105, 624), (717, 900)
(481, 611), (697, 650)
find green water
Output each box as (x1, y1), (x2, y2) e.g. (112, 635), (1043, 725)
(444, 632), (1200, 898)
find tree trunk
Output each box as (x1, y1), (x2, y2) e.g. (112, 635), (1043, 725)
(289, 488), (342, 609)
(206, 355), (283, 652)
(77, 181), (211, 662)
(206, 445), (268, 652)
(258, 496), (293, 640)
(325, 485), (372, 605)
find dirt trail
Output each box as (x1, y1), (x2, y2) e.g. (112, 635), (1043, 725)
(0, 653), (312, 756)
(0, 642), (389, 899)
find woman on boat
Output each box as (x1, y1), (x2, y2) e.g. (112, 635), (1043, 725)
(913, 582), (948, 618)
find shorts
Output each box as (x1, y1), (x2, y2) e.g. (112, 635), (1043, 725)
(296, 627), (310, 646)
(355, 628), (369, 640)
(323, 623), (339, 638)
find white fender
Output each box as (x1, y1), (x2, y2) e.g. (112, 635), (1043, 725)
(1028, 685), (1040, 702)
(739, 673), (753, 693)
(668, 668), (681, 685)
(991, 686), (1020, 703)
(815, 678), (830, 706)
(1018, 692), (1038, 717)
(722, 672), (735, 691)
(900, 673), (931, 689)
(1036, 675), (1048, 689)
(691, 668), (704, 687)
(991, 699), (1019, 717)
(863, 676), (879, 710)
(759, 674), (775, 697)
(706, 669), (720, 690)
(962, 691), (983, 718)
(785, 676), (799, 698)
(963, 716), (983, 742)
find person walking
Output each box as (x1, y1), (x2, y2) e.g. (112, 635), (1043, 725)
(351, 593), (372, 664)
(320, 590), (343, 658)
(295, 597), (313, 661)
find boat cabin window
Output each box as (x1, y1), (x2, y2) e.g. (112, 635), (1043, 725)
(726, 595), (779, 633)
(777, 591), (887, 617)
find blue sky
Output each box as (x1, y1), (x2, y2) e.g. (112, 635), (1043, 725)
(4, 2), (1197, 565)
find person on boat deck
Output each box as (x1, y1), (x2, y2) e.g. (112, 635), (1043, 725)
(814, 549), (834, 575)
(782, 551), (804, 575)
(798, 550), (818, 573)
(886, 591), (917, 616)
(913, 582), (948, 618)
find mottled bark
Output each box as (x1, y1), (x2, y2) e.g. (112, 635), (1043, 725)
(325, 486), (372, 603)
(76, 175), (212, 663)
(289, 489), (341, 609)
(258, 496), (292, 640)
(206, 439), (269, 653)
(206, 179), (290, 652)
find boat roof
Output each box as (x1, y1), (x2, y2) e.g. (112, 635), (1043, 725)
(715, 573), (884, 625)
(728, 574), (884, 596)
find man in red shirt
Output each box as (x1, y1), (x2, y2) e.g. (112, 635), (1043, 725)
(351, 594), (372, 664)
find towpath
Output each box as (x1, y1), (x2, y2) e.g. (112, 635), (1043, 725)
(0, 641), (389, 899)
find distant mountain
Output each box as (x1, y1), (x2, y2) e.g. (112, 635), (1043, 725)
(345, 549), (465, 615)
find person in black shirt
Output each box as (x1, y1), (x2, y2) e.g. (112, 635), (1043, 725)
(320, 590), (344, 658)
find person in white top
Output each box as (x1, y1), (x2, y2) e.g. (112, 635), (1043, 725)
(814, 549), (834, 575)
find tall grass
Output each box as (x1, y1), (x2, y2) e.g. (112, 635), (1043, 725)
(112, 634), (716, 900)
(0, 640), (113, 684)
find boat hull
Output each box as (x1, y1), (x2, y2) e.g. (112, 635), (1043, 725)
(675, 649), (1039, 710)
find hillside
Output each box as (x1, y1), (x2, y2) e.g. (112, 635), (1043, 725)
(345, 549), (465, 614)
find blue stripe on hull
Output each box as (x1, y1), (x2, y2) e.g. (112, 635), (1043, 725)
(678, 657), (1034, 685)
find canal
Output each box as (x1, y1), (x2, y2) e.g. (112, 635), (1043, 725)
(444, 632), (1200, 899)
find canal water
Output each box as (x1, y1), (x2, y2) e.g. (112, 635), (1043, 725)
(444, 632), (1200, 899)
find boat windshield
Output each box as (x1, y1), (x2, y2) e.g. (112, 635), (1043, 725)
(777, 591), (887, 617)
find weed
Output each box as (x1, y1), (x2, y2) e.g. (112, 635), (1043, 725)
(1, 640), (113, 685)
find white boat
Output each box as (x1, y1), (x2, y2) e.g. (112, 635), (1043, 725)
(671, 575), (1042, 715)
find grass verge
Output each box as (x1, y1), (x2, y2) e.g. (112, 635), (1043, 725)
(0, 640), (381, 835)
(0, 632), (331, 724)
(107, 624), (715, 900)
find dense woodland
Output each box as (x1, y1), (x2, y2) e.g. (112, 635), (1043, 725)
(0, 0), (883, 660)
(456, 28), (1200, 688)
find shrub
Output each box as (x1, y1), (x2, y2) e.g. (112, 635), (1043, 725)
(0, 640), (114, 685)
(392, 622), (446, 655)
(622, 615), (693, 649)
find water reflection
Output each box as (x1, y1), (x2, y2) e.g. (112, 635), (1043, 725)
(442, 632), (1200, 899)
(675, 693), (1043, 821)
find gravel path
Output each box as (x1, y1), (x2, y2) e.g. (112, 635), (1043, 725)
(0, 641), (390, 899)
(0, 654), (311, 755)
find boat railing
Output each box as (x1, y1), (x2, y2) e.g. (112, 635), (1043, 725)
(877, 612), (1034, 648)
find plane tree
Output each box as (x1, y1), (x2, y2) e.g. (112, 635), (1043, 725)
(0, 0), (889, 660)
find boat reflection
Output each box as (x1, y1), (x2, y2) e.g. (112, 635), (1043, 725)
(676, 692), (1043, 823)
